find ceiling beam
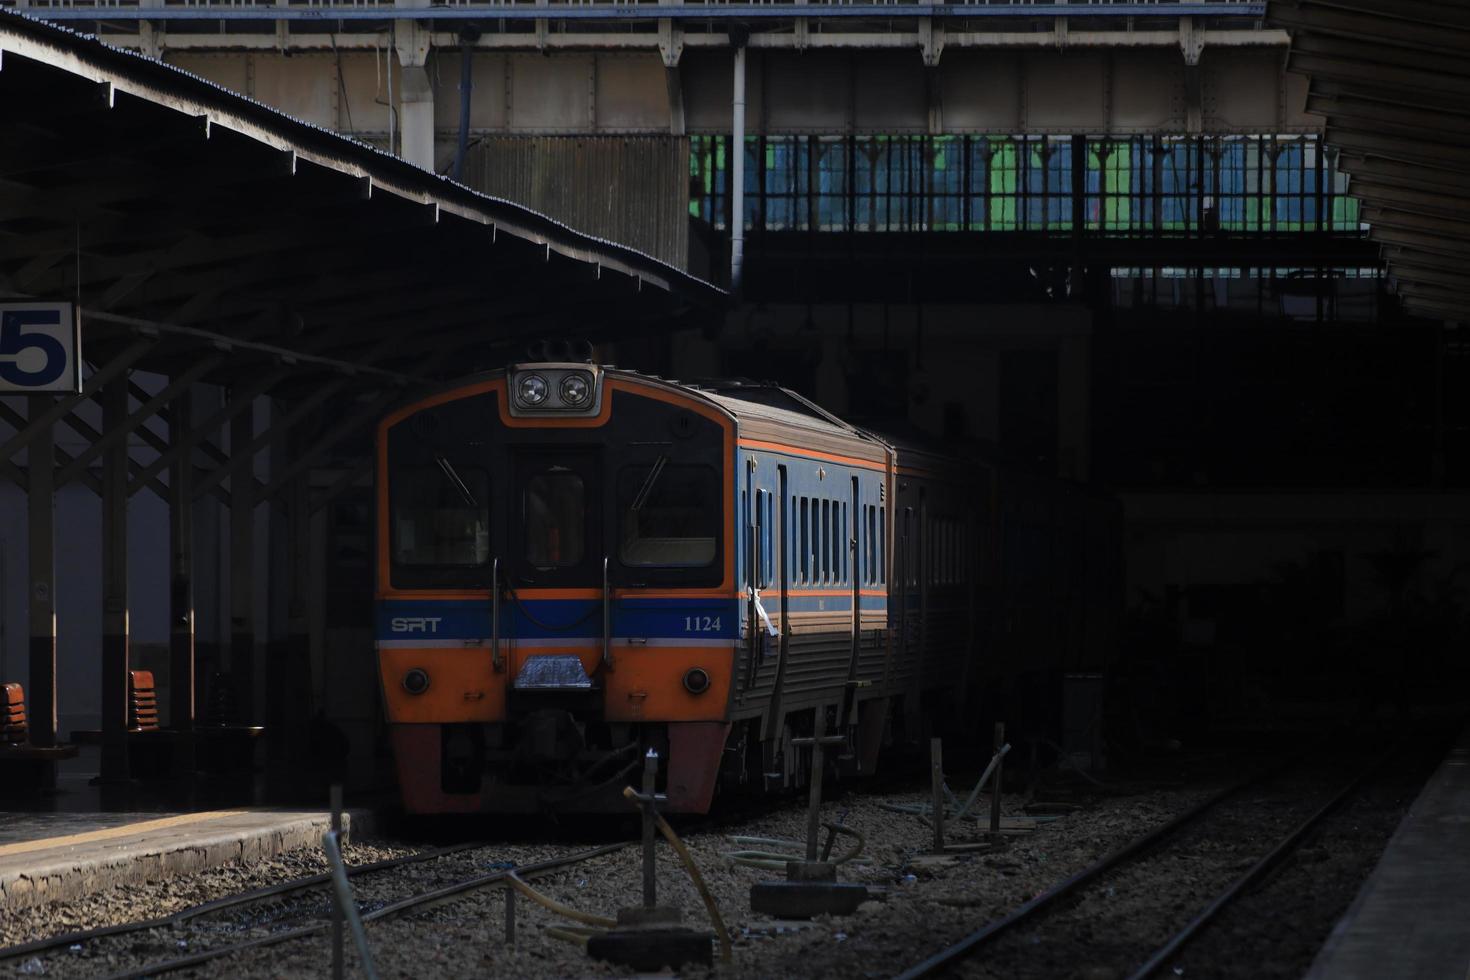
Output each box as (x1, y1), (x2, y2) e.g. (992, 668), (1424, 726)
(1274, 1), (1470, 56)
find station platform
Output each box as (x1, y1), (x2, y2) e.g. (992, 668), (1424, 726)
(0, 747), (374, 914)
(1306, 724), (1470, 980)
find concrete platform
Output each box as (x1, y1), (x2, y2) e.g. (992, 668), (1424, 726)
(1306, 725), (1470, 980)
(0, 807), (372, 913)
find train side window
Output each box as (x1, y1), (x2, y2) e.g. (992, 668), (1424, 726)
(823, 501), (832, 584)
(755, 489), (772, 587)
(860, 506), (868, 585)
(770, 493), (782, 587)
(799, 498), (810, 584)
(878, 508), (886, 585)
(840, 505), (852, 581)
(904, 508), (915, 587)
(741, 490), (749, 579)
(392, 463), (489, 567)
(617, 464), (718, 567)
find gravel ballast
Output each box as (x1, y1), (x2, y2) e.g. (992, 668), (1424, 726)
(0, 743), (1432, 980)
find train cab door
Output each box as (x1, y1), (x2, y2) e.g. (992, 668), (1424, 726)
(508, 450), (604, 678)
(759, 467), (790, 753)
(841, 475), (862, 726)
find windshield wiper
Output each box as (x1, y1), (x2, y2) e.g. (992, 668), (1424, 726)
(435, 454), (478, 507)
(629, 455), (668, 513)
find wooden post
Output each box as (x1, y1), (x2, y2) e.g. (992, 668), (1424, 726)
(789, 712), (844, 863)
(930, 737), (945, 852)
(330, 783), (344, 980)
(990, 722), (1005, 841)
(641, 748), (658, 909)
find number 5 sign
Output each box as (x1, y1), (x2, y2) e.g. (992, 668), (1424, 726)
(0, 304), (81, 394)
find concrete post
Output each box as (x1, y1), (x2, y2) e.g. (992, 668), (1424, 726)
(394, 20), (435, 171)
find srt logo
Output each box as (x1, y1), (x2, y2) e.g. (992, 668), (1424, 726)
(390, 617), (442, 634)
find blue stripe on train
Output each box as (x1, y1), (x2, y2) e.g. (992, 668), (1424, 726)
(377, 597), (740, 642)
(781, 593), (888, 613)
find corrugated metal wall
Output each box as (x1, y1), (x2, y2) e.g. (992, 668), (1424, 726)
(465, 136), (689, 270)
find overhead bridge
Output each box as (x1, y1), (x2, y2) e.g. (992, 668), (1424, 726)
(12, 0), (1302, 164)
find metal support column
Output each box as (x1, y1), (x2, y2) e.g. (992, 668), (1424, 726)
(169, 387), (196, 773)
(26, 396), (57, 760)
(453, 35), (476, 182)
(268, 410), (312, 765)
(731, 44), (747, 296)
(1070, 134), (1087, 298)
(284, 467), (313, 763)
(230, 401), (255, 724)
(100, 376), (131, 782)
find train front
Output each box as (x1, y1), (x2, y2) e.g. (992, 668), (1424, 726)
(375, 362), (737, 814)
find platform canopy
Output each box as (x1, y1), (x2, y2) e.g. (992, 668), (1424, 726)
(0, 9), (724, 401)
(1272, 0), (1470, 323)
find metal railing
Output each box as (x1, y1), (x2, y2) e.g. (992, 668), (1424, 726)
(692, 134), (1365, 237)
(18, 0), (1266, 19)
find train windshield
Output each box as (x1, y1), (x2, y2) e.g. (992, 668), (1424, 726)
(392, 461), (490, 566)
(618, 463), (718, 567)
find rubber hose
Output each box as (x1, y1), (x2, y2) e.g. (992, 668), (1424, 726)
(623, 785), (734, 962)
(506, 873), (617, 928)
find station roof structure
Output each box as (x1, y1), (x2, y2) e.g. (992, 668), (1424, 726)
(0, 9), (724, 405)
(1272, 0), (1470, 323)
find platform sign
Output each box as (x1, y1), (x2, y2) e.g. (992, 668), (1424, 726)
(0, 303), (82, 394)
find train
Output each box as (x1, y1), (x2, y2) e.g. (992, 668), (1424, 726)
(375, 359), (1119, 814)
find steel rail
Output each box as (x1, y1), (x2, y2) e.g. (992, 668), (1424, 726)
(892, 782), (1252, 979)
(0, 840), (486, 963)
(893, 742), (1403, 980)
(1126, 745), (1399, 979)
(893, 752), (1313, 980)
(95, 841), (632, 980)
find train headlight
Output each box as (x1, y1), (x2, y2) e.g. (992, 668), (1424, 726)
(559, 373), (591, 406)
(683, 667), (711, 695)
(517, 374), (548, 407)
(402, 668), (430, 696)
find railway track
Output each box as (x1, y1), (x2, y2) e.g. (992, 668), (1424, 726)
(0, 839), (629, 980)
(895, 742), (1406, 980)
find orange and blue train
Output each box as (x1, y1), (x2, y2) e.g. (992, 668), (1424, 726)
(376, 360), (1117, 814)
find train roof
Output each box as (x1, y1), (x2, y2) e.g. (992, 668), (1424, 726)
(689, 378), (977, 474)
(393, 365), (976, 474)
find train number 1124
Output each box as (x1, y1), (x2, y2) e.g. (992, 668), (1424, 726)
(684, 616), (722, 633)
